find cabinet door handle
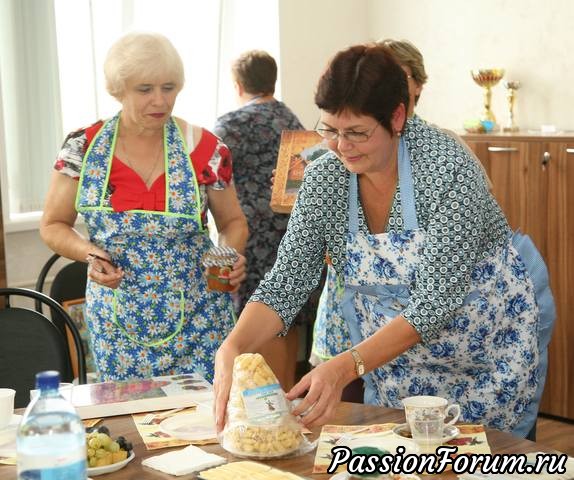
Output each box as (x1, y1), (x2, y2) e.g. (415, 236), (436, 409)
(488, 146), (519, 152)
(542, 151), (551, 167)
(566, 148), (574, 154)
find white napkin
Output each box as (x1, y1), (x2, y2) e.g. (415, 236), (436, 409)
(142, 445), (226, 476)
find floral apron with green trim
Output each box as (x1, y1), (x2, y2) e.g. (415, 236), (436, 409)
(76, 113), (235, 382)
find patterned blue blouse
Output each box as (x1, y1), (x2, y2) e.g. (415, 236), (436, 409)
(250, 115), (510, 342)
(214, 100), (303, 310)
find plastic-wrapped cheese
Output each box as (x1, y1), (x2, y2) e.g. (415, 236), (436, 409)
(221, 353), (304, 458)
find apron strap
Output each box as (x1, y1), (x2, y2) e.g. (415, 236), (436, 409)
(398, 137), (419, 230)
(340, 288), (378, 403)
(347, 138), (419, 234)
(348, 173), (360, 234)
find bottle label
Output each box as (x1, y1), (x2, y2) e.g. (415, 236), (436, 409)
(18, 459), (86, 480)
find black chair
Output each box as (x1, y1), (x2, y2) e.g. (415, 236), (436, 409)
(0, 287), (87, 408)
(35, 253), (88, 336)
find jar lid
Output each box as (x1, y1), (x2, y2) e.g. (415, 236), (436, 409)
(202, 246), (238, 267)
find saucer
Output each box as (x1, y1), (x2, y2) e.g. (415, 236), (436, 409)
(392, 423), (459, 443)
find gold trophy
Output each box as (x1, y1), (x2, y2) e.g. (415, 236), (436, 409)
(471, 68), (505, 128)
(502, 80), (521, 132)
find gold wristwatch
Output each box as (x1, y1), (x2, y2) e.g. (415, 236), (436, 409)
(350, 348), (365, 376)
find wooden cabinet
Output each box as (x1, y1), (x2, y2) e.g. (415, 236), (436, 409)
(463, 133), (574, 420)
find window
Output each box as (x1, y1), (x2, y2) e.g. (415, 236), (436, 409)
(0, 0), (279, 230)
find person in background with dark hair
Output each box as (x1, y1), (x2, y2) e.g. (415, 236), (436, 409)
(213, 43), (554, 439)
(214, 50), (303, 389)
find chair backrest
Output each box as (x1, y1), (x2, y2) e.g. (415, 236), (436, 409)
(35, 254), (88, 334)
(34, 254), (90, 379)
(0, 288), (87, 408)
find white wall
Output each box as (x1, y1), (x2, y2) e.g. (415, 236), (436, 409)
(367, 0), (574, 131)
(278, 0), (371, 128)
(6, 0), (574, 287)
(4, 0), (372, 288)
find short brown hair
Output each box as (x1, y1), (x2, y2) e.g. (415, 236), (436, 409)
(232, 50), (277, 95)
(315, 44), (409, 135)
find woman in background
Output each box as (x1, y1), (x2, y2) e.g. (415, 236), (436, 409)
(378, 38), (427, 118)
(41, 32), (247, 382)
(214, 50), (306, 390)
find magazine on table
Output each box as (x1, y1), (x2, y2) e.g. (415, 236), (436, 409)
(69, 373), (213, 419)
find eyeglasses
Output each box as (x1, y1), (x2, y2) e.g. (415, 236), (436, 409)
(315, 123), (379, 144)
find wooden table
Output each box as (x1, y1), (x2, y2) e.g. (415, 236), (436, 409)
(0, 402), (550, 479)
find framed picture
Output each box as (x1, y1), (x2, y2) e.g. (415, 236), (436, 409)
(62, 298), (97, 377)
(270, 130), (330, 213)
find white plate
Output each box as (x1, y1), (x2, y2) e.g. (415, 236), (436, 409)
(392, 423), (459, 443)
(159, 412), (216, 441)
(87, 451), (135, 476)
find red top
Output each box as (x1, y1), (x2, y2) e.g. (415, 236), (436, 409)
(76, 121), (232, 213)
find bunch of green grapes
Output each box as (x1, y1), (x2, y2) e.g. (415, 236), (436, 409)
(85, 425), (132, 468)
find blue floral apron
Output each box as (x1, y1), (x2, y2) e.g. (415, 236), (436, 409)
(76, 114), (235, 382)
(313, 138), (555, 436)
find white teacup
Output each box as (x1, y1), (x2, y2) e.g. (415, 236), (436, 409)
(0, 388), (16, 429)
(402, 395), (460, 442)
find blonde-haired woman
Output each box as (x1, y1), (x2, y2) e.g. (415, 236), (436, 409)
(41, 32), (248, 382)
(377, 39), (428, 117)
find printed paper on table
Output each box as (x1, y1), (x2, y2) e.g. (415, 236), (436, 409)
(72, 373), (212, 419)
(313, 423), (491, 474)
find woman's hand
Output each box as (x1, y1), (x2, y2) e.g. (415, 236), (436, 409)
(86, 252), (124, 289)
(286, 354), (355, 428)
(213, 343), (240, 433)
(229, 253), (246, 292)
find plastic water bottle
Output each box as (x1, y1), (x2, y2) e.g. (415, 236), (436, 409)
(16, 370), (86, 479)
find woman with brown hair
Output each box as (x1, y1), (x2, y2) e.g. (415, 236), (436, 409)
(213, 44), (553, 438)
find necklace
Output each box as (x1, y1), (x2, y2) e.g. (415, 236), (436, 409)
(121, 136), (163, 188)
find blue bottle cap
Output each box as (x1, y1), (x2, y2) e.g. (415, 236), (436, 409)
(35, 370), (60, 391)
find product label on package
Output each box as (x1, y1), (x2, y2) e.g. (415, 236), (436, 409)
(241, 383), (288, 424)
